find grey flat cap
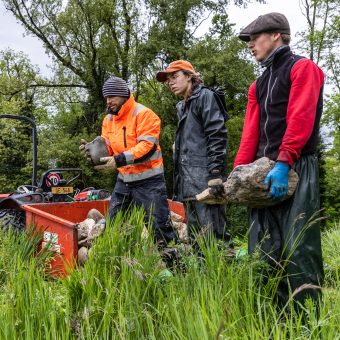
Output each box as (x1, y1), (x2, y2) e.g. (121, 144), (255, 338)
(238, 12), (290, 42)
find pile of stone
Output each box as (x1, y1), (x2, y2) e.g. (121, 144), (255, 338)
(76, 209), (106, 265)
(196, 157), (299, 208)
(170, 211), (188, 242)
(76, 208), (189, 265)
(141, 211), (188, 243)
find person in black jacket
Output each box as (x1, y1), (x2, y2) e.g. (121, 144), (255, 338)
(156, 60), (230, 243)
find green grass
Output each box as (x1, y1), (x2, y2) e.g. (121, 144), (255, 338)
(0, 210), (340, 339)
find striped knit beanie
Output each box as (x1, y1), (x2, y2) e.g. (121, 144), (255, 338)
(102, 76), (130, 98)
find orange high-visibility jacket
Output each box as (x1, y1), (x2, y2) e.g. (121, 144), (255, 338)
(101, 95), (164, 182)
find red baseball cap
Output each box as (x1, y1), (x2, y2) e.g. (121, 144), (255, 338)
(156, 60), (196, 82)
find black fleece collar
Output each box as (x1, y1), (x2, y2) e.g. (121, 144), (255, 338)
(261, 45), (290, 68)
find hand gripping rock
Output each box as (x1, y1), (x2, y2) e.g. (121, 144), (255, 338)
(196, 157), (299, 208)
(84, 136), (110, 165)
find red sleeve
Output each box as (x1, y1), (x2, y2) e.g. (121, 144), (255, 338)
(233, 81), (260, 168)
(277, 59), (324, 166)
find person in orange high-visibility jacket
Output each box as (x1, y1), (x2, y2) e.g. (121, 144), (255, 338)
(93, 76), (177, 246)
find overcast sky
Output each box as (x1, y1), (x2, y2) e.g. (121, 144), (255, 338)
(0, 0), (307, 77)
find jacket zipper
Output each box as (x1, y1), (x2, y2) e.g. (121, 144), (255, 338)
(270, 77), (277, 102)
(122, 126), (127, 148)
(263, 67), (273, 157)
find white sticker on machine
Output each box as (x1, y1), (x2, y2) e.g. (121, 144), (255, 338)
(43, 231), (59, 244)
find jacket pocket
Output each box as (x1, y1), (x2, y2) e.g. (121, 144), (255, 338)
(180, 154), (208, 167)
(179, 155), (209, 199)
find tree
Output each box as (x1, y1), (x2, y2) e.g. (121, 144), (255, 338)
(320, 94), (340, 226)
(297, 0), (340, 227)
(3, 0), (264, 134)
(297, 0), (339, 90)
(0, 49), (47, 192)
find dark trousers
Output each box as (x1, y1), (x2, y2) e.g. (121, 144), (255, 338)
(184, 200), (230, 242)
(248, 155), (324, 309)
(109, 174), (177, 244)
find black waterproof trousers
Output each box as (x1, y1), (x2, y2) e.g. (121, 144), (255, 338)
(248, 155), (324, 308)
(108, 174), (178, 244)
(184, 200), (230, 242)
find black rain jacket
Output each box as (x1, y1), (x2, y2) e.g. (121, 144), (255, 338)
(173, 85), (228, 201)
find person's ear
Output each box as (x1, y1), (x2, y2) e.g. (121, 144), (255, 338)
(272, 32), (282, 42)
(186, 73), (192, 82)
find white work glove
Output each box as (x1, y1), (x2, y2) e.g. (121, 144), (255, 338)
(79, 139), (92, 162)
(94, 156), (117, 171)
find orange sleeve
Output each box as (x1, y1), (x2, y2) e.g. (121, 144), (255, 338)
(101, 115), (113, 156)
(129, 109), (160, 160)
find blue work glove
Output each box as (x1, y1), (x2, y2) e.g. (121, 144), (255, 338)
(264, 161), (290, 200)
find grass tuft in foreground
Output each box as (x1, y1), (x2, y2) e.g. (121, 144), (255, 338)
(0, 211), (339, 339)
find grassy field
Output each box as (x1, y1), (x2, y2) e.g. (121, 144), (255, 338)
(0, 209), (339, 339)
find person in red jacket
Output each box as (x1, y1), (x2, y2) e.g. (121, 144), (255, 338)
(80, 76), (178, 249)
(235, 13), (324, 312)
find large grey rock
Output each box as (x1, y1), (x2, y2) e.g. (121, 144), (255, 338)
(196, 157), (299, 208)
(78, 247), (88, 266)
(76, 218), (96, 241)
(87, 208), (104, 223)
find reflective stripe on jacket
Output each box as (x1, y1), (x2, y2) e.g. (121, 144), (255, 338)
(101, 95), (164, 182)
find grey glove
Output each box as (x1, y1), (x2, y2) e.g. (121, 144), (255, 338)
(94, 156), (117, 171)
(208, 178), (226, 199)
(79, 139), (92, 162)
(79, 136), (109, 165)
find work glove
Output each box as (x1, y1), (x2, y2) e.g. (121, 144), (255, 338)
(208, 178), (226, 199)
(264, 161), (290, 200)
(79, 139), (92, 162)
(94, 156), (117, 171)
(79, 137), (110, 164)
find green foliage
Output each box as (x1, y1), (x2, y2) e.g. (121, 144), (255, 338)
(322, 225), (340, 283)
(0, 120), (33, 192)
(0, 50), (50, 192)
(323, 94), (340, 152)
(37, 127), (116, 192)
(296, 1), (339, 226)
(296, 0), (339, 81)
(0, 210), (339, 338)
(0, 49), (48, 121)
(320, 156), (340, 226)
(319, 95), (340, 227)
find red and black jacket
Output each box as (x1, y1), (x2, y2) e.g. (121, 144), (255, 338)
(234, 46), (324, 168)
